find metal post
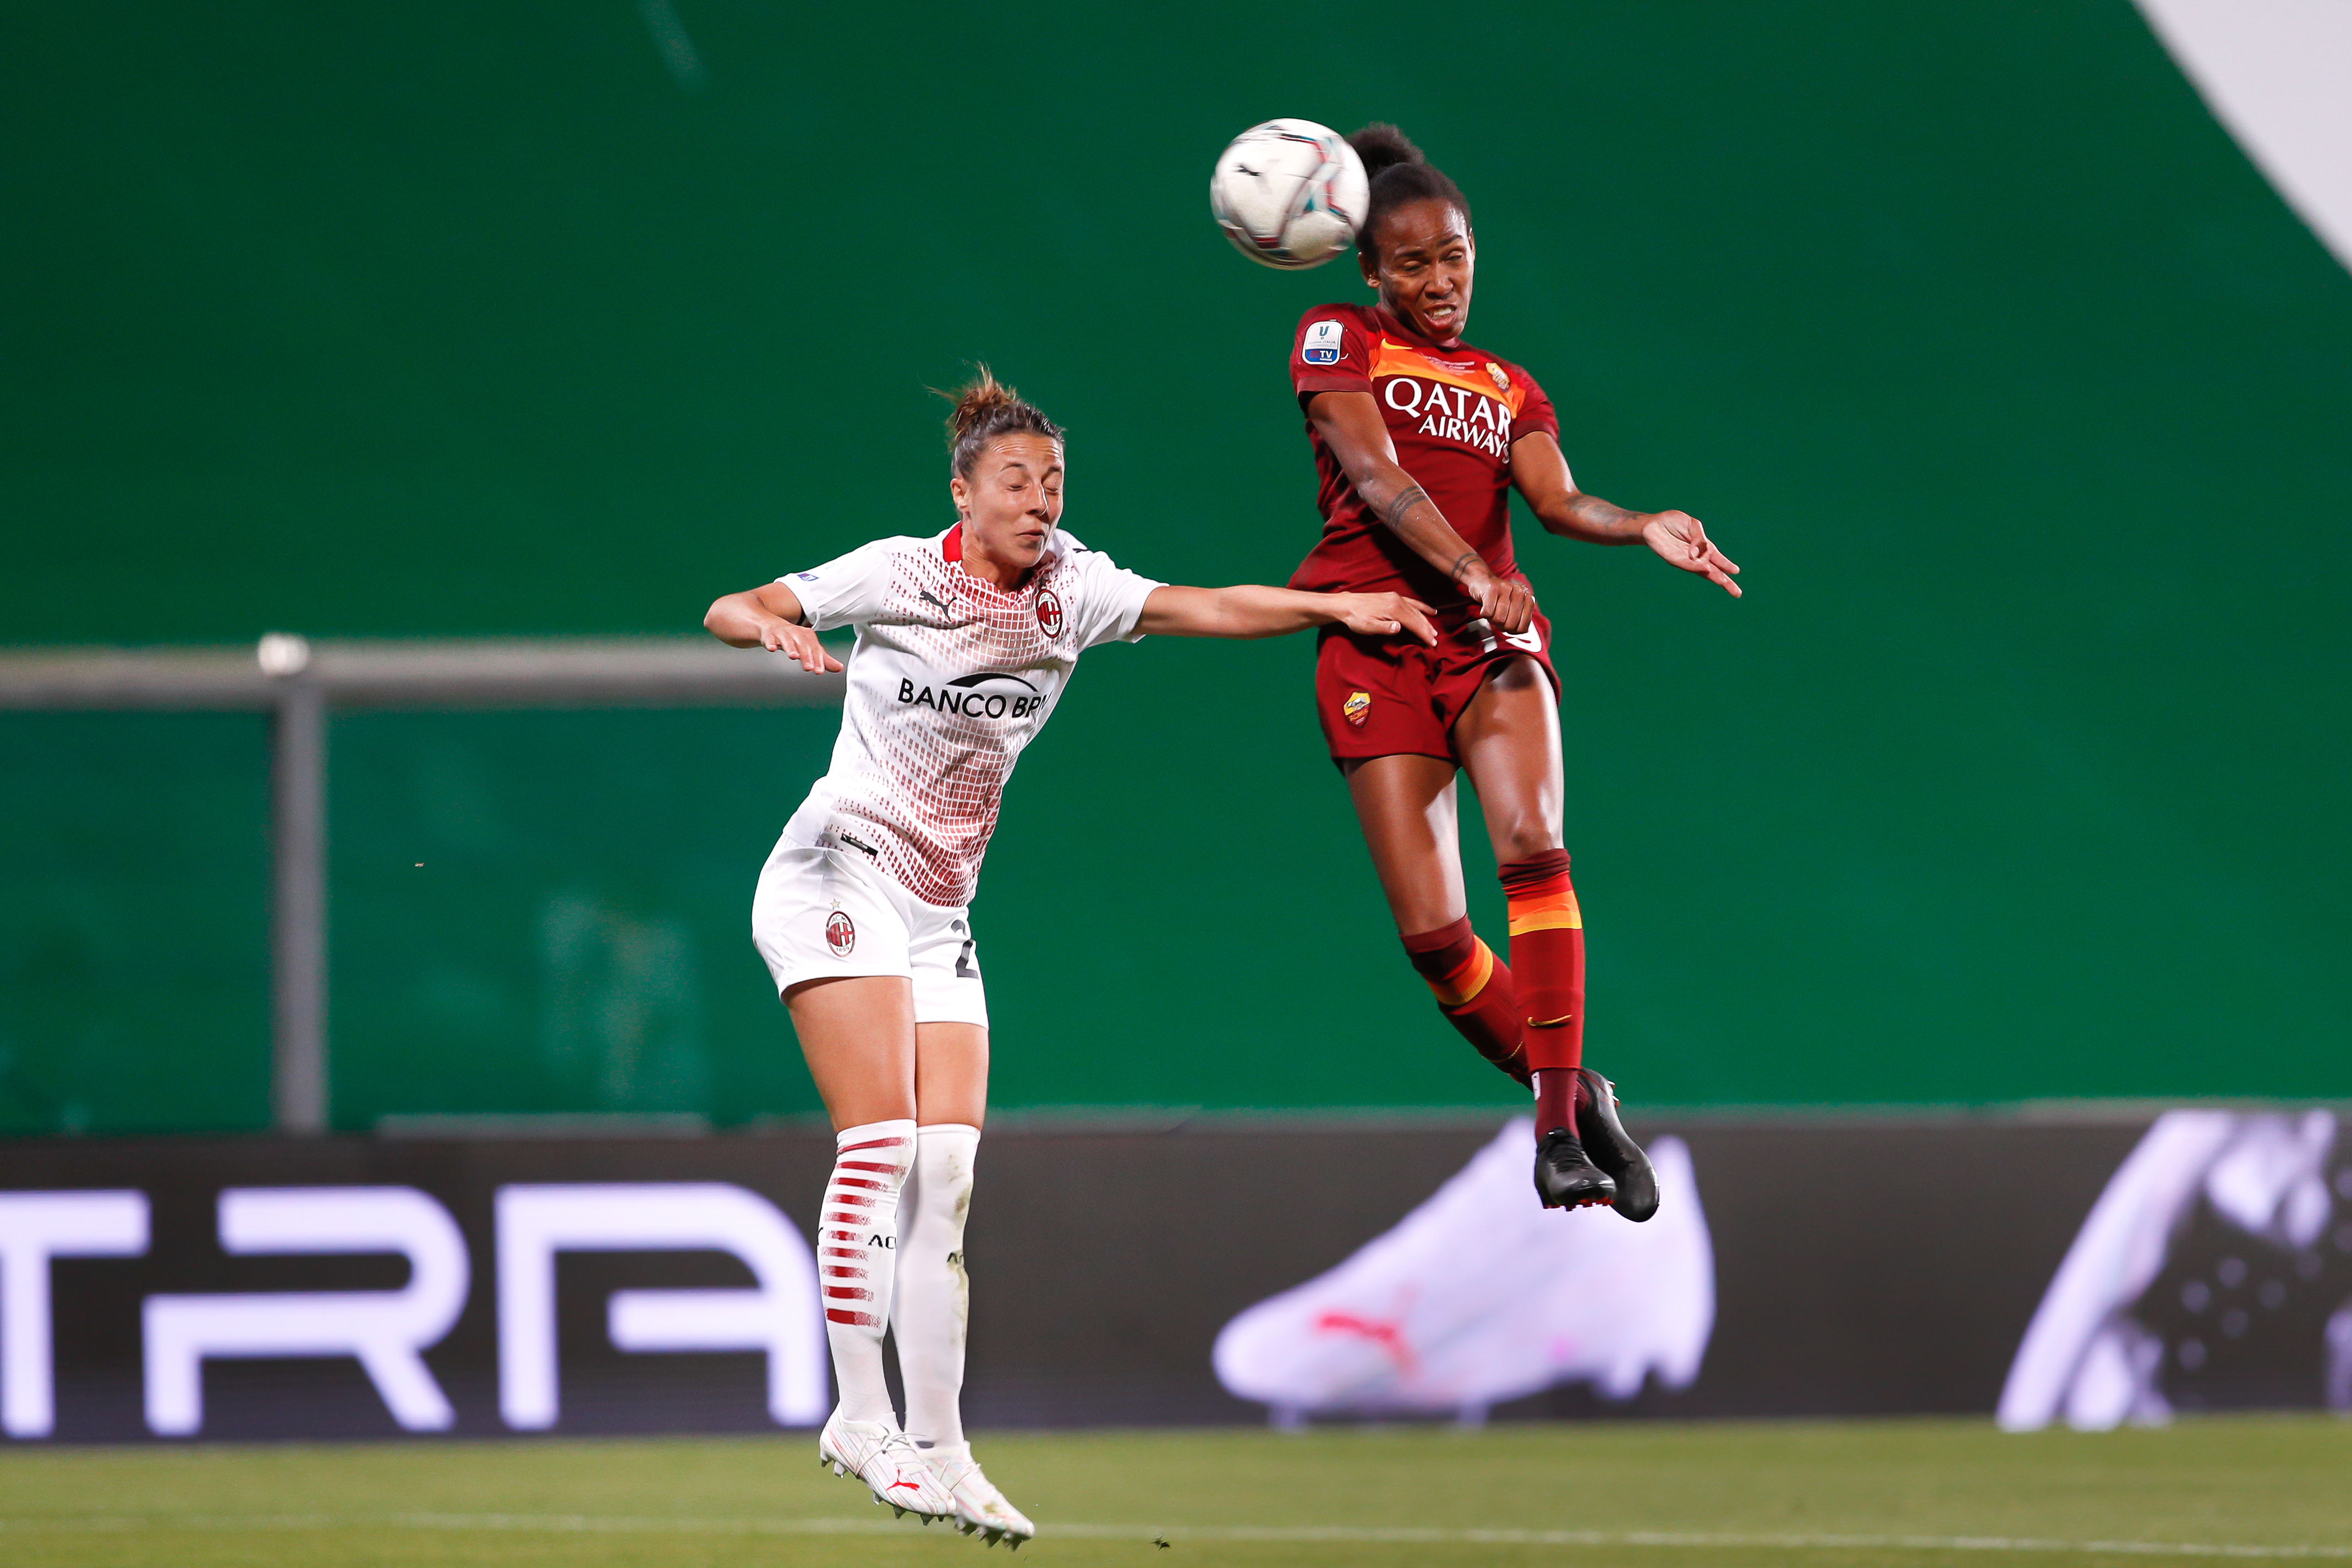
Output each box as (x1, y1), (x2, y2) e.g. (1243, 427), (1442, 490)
(0, 634), (847, 1137)
(264, 635), (327, 1133)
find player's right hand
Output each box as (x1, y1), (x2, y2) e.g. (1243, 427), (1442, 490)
(1335, 592), (1439, 645)
(761, 619), (844, 674)
(1461, 566), (1537, 635)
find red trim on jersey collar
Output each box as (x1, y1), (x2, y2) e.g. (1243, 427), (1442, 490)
(941, 520), (1052, 592)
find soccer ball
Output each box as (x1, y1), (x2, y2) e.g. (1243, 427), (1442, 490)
(1209, 118), (1369, 270)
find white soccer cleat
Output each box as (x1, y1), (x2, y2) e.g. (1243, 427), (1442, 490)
(1212, 1121), (1714, 1417)
(926, 1441), (1037, 1548)
(817, 1411), (955, 1522)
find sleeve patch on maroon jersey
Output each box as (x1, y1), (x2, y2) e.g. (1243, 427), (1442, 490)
(1301, 320), (1345, 365)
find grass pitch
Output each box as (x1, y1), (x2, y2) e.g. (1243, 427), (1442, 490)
(1, 1416), (2345, 1567)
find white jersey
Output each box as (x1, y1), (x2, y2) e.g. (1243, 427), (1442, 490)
(782, 523), (1163, 907)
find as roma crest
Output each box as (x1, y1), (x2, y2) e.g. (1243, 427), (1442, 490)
(1342, 690), (1372, 729)
(824, 909), (856, 958)
(1035, 589), (1065, 639)
(1486, 361), (1512, 395)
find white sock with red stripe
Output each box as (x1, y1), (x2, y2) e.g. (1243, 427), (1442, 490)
(893, 1122), (980, 1449)
(819, 1118), (917, 1425)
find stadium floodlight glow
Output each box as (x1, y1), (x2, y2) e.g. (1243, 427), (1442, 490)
(494, 1182), (829, 1430)
(141, 1186), (469, 1436)
(0, 1192), (150, 1438)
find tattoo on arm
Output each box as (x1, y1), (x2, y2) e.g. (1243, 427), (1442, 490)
(1570, 494), (1640, 538)
(1372, 475), (1482, 580)
(1378, 483), (1429, 531)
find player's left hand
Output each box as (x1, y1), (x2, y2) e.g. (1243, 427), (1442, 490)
(1641, 511), (1741, 597)
(760, 617), (846, 673)
(1334, 592), (1438, 645)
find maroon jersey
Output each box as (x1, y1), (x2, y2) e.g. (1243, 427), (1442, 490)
(1286, 302), (1559, 606)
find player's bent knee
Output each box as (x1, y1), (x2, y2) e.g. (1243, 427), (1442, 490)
(1490, 818), (1562, 866)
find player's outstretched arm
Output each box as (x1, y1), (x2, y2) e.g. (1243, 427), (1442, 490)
(1308, 390), (1538, 633)
(703, 583), (845, 673)
(1510, 431), (1742, 597)
(1136, 585), (1438, 644)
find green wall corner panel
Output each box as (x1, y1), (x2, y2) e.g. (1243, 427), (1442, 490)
(0, 714), (271, 1135)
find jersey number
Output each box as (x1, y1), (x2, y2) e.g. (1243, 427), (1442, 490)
(1475, 621), (1547, 656)
(951, 919), (980, 980)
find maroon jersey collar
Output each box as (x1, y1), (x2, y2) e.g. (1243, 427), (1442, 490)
(1373, 304), (1467, 354)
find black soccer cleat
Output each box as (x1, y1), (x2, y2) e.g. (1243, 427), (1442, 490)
(1574, 1066), (1658, 1222)
(1533, 1126), (1616, 1210)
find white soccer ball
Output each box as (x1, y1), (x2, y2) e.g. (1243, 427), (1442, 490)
(1209, 118), (1369, 270)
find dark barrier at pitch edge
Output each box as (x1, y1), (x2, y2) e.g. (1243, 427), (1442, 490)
(0, 1112), (2344, 1441)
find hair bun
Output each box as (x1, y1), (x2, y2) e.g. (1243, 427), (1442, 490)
(1344, 123), (1470, 265)
(945, 366), (1026, 446)
(935, 365), (1064, 476)
(1348, 123), (1425, 183)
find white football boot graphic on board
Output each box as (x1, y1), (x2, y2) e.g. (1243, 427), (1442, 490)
(818, 1412), (955, 1523)
(1997, 1108), (2343, 1431)
(1213, 1119), (1714, 1423)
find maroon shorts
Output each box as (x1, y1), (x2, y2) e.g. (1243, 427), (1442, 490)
(1313, 606), (1560, 767)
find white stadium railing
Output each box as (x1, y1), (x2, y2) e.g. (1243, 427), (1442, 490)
(0, 636), (845, 1135)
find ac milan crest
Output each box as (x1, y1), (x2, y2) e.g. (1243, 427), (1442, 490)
(1035, 589), (1065, 639)
(824, 909), (856, 957)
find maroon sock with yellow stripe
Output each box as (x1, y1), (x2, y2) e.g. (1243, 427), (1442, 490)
(1400, 916), (1529, 1085)
(1500, 849), (1586, 1133)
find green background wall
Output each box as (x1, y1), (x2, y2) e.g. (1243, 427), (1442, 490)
(3, 1), (2347, 1132)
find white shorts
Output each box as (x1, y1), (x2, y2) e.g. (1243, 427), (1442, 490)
(750, 834), (989, 1029)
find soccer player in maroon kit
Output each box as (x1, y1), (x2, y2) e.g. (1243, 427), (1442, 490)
(1289, 125), (1741, 1215)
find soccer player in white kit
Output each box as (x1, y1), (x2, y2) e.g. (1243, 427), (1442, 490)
(703, 370), (1433, 1546)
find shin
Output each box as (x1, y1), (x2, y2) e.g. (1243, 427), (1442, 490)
(893, 1123), (979, 1450)
(820, 1119), (916, 1425)
(1500, 849), (1586, 1133)
(1400, 916), (1528, 1084)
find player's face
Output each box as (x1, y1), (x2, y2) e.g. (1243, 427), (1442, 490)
(949, 434), (1065, 577)
(1361, 200), (1476, 343)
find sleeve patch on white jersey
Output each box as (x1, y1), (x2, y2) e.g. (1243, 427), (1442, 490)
(786, 538), (897, 633)
(1301, 319), (1345, 366)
